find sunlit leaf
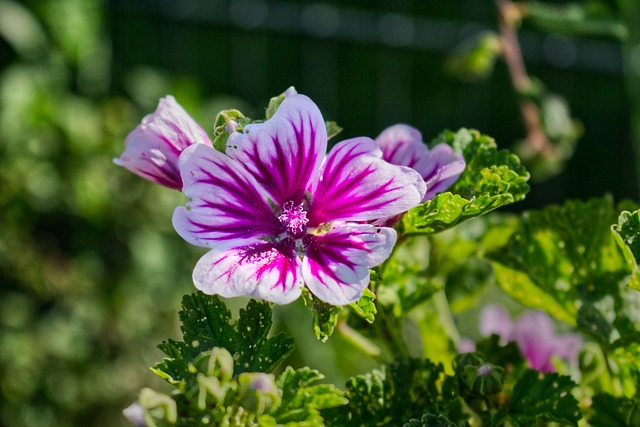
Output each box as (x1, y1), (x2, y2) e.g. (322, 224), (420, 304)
(522, 1), (628, 40)
(324, 358), (467, 426)
(611, 209), (640, 290)
(272, 366), (347, 425)
(488, 197), (629, 330)
(153, 293), (295, 385)
(507, 370), (581, 426)
(302, 290), (341, 342)
(402, 129), (529, 235)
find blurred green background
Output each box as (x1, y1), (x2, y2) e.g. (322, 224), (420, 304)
(1, 0), (639, 426)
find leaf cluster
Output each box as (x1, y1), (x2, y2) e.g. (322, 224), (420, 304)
(324, 352), (584, 427)
(402, 128), (530, 235)
(139, 294), (346, 426)
(488, 196), (640, 394)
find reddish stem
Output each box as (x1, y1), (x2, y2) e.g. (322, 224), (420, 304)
(496, 0), (553, 155)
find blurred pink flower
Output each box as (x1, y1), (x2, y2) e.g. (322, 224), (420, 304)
(479, 304), (582, 372)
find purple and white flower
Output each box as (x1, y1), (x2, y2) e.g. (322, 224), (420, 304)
(114, 96), (212, 190)
(479, 304), (582, 372)
(172, 94), (426, 305)
(375, 124), (465, 202)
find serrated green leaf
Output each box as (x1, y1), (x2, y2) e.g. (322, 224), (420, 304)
(474, 334), (524, 370)
(326, 121), (343, 140)
(507, 370), (581, 426)
(611, 209), (640, 290)
(402, 129), (529, 235)
(265, 93), (286, 120)
(611, 334), (640, 376)
(377, 236), (441, 317)
(488, 197), (629, 330)
(153, 293), (295, 384)
(302, 289), (342, 342)
(349, 287), (376, 323)
(589, 393), (640, 426)
(324, 358), (467, 427)
(272, 366), (347, 425)
(578, 303), (613, 344)
(403, 413), (459, 427)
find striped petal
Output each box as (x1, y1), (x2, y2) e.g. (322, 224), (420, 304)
(193, 239), (303, 304)
(302, 223), (396, 305)
(421, 144), (466, 201)
(308, 138), (425, 224)
(375, 124), (465, 202)
(226, 94), (327, 205)
(172, 144), (282, 248)
(375, 124), (428, 170)
(114, 96), (211, 189)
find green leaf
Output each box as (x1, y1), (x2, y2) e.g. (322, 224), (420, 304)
(302, 289), (342, 342)
(522, 1), (628, 40)
(212, 108), (253, 152)
(403, 413), (459, 427)
(589, 394), (640, 426)
(488, 197), (629, 329)
(507, 370), (581, 426)
(153, 293), (295, 385)
(446, 31), (501, 81)
(378, 236), (441, 316)
(326, 121), (343, 140)
(611, 334), (640, 378)
(402, 129), (529, 235)
(272, 366), (347, 425)
(349, 287), (377, 323)
(265, 92), (286, 120)
(577, 303), (613, 344)
(611, 209), (640, 290)
(324, 358), (467, 426)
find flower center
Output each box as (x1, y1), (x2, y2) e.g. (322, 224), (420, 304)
(278, 201), (309, 236)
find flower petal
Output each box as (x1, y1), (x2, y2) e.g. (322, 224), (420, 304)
(420, 144), (466, 201)
(193, 239), (303, 304)
(375, 125), (465, 202)
(375, 124), (429, 169)
(114, 96), (211, 189)
(479, 304), (514, 343)
(173, 144), (282, 248)
(225, 94), (327, 205)
(308, 138), (426, 224)
(513, 311), (558, 372)
(302, 223), (396, 305)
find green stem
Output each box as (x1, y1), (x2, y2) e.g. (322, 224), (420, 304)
(433, 289), (461, 348)
(336, 320), (383, 360)
(377, 305), (411, 360)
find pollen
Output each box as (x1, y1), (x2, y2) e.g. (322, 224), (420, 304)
(278, 201), (309, 236)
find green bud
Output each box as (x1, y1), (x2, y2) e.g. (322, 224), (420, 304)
(138, 388), (177, 425)
(197, 374), (234, 410)
(454, 352), (486, 372)
(212, 109), (249, 152)
(463, 363), (506, 396)
(237, 372), (281, 415)
(190, 347), (234, 382)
